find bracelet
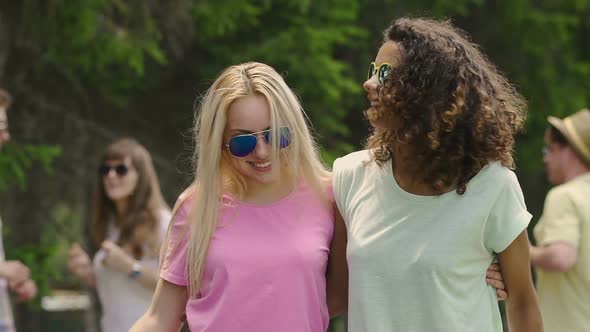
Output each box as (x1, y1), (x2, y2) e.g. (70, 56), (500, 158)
(129, 261), (142, 280)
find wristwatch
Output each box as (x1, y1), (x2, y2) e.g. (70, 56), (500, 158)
(129, 261), (142, 279)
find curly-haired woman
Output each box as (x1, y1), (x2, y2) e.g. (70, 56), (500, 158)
(333, 18), (543, 331)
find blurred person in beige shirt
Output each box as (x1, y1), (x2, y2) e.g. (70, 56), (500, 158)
(531, 108), (590, 332)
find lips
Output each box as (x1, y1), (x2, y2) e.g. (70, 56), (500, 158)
(253, 161), (271, 168)
(249, 160), (272, 172)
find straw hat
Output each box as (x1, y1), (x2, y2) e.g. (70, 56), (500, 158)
(548, 108), (590, 166)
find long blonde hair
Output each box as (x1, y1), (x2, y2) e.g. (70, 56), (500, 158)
(185, 62), (330, 297)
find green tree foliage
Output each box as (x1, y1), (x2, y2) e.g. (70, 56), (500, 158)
(0, 143), (61, 192)
(189, 0), (365, 161)
(1, 0), (589, 330)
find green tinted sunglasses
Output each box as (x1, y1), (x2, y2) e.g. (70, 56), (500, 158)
(367, 62), (392, 85)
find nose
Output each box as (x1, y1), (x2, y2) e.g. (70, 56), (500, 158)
(104, 169), (118, 179)
(363, 75), (378, 93)
(252, 135), (271, 160)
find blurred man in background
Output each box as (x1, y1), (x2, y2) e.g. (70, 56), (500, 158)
(0, 89), (38, 332)
(530, 108), (590, 332)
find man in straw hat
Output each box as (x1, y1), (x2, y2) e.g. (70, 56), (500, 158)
(530, 108), (590, 332)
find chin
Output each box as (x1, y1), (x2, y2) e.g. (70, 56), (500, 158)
(238, 168), (277, 184)
(365, 108), (390, 129)
(250, 174), (280, 185)
(550, 177), (563, 186)
(106, 191), (129, 202)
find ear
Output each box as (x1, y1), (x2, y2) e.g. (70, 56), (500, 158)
(563, 145), (578, 161)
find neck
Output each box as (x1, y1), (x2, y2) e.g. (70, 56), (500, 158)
(114, 198), (128, 219)
(563, 160), (590, 183)
(243, 173), (295, 204)
(391, 143), (455, 196)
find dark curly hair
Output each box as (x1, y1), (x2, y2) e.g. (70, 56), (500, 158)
(365, 17), (526, 194)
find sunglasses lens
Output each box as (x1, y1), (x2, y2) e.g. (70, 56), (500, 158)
(115, 165), (128, 176)
(229, 135), (257, 157)
(263, 127), (292, 149)
(279, 127), (291, 148)
(378, 64), (391, 84)
(98, 165), (110, 176)
(99, 164), (129, 177)
(367, 63), (375, 80)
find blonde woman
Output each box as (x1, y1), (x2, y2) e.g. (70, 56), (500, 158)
(131, 62), (505, 332)
(67, 138), (171, 332)
(130, 62), (348, 331)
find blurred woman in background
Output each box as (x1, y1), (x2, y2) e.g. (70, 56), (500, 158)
(67, 138), (171, 332)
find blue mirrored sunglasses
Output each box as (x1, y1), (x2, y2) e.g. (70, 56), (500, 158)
(226, 127), (292, 157)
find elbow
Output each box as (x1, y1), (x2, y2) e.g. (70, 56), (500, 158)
(549, 252), (577, 272)
(508, 293), (543, 331)
(534, 250), (577, 273)
(553, 259), (576, 272)
(328, 296), (348, 318)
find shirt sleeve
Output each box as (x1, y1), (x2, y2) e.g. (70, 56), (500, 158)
(157, 209), (173, 245)
(332, 157), (348, 223)
(484, 170), (532, 253)
(160, 193), (192, 286)
(534, 188), (580, 248)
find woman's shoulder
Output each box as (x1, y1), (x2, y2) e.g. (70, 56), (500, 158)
(469, 161), (521, 192)
(172, 185), (196, 215)
(481, 161), (517, 180)
(333, 149), (372, 173)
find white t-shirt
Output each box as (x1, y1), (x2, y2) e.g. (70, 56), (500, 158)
(333, 150), (531, 332)
(93, 209), (171, 332)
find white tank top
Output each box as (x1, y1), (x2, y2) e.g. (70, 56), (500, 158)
(93, 209), (170, 332)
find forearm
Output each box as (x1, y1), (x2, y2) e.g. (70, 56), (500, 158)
(506, 296), (543, 332)
(80, 269), (96, 287)
(130, 313), (182, 332)
(500, 231), (543, 332)
(130, 279), (188, 332)
(326, 205), (349, 319)
(135, 266), (159, 291)
(110, 255), (158, 290)
(530, 244), (575, 272)
(326, 267), (348, 318)
(327, 289), (347, 318)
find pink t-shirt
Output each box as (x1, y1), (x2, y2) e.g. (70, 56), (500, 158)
(160, 183), (334, 332)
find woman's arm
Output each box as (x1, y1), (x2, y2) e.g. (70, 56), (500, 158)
(67, 243), (96, 287)
(498, 231), (543, 332)
(101, 240), (159, 291)
(130, 278), (188, 332)
(326, 205), (348, 318)
(530, 241), (577, 272)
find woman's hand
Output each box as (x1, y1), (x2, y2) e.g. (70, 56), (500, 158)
(0, 260), (31, 289)
(486, 263), (508, 300)
(101, 240), (135, 275)
(13, 278), (37, 302)
(68, 243), (95, 286)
